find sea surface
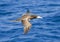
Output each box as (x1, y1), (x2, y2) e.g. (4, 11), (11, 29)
(0, 0), (60, 42)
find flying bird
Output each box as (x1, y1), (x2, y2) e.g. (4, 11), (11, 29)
(11, 10), (42, 34)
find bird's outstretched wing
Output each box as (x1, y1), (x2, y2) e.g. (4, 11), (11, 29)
(22, 20), (32, 34)
(24, 26), (31, 34)
(16, 18), (21, 21)
(10, 18), (21, 22)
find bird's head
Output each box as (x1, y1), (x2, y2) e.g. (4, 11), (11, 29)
(37, 16), (42, 19)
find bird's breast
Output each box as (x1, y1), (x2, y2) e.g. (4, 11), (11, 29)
(21, 20), (31, 27)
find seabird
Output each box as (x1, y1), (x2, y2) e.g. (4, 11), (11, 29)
(12, 10), (42, 34)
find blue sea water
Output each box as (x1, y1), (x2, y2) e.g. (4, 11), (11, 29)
(0, 0), (60, 42)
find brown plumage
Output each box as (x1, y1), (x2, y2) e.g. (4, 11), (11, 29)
(11, 10), (42, 34)
(21, 14), (32, 34)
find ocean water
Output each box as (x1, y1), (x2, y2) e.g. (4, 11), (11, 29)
(0, 0), (60, 42)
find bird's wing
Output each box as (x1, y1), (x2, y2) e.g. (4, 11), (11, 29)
(16, 18), (21, 21)
(10, 18), (21, 22)
(24, 26), (31, 34)
(22, 20), (32, 34)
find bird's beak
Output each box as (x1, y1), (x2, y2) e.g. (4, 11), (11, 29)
(37, 16), (43, 19)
